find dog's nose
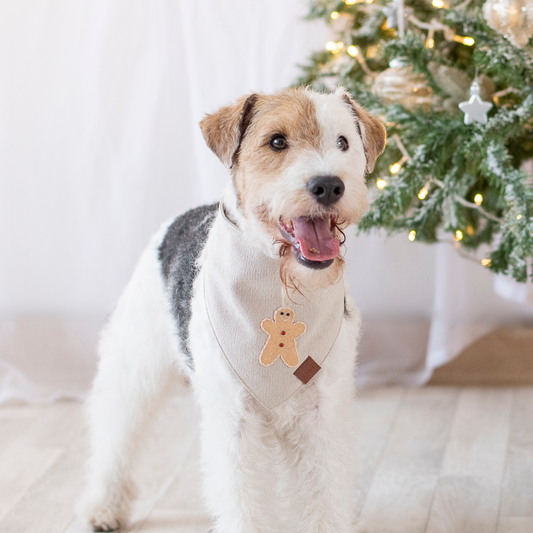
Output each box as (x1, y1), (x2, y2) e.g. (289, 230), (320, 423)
(307, 176), (345, 206)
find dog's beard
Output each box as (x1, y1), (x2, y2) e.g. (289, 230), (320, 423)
(277, 231), (345, 297)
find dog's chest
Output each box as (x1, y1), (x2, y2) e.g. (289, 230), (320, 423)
(201, 208), (345, 410)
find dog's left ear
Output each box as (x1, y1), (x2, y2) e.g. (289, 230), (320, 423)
(200, 93), (260, 169)
(338, 90), (387, 174)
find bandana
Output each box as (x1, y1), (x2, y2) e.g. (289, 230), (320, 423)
(203, 206), (345, 410)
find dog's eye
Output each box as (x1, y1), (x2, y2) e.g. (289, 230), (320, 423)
(270, 135), (289, 152)
(337, 136), (349, 151)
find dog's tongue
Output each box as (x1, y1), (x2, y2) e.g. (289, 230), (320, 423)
(292, 217), (340, 261)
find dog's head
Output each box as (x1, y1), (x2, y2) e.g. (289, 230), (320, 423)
(200, 87), (386, 290)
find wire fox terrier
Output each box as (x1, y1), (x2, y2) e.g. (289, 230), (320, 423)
(78, 87), (386, 533)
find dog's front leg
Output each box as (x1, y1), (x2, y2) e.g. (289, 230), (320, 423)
(281, 370), (357, 532)
(195, 385), (281, 533)
(78, 241), (180, 532)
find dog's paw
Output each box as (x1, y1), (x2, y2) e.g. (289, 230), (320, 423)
(77, 495), (128, 532)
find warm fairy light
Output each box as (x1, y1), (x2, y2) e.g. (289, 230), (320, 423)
(474, 193), (483, 205)
(481, 258), (492, 266)
(432, 0), (446, 7)
(336, 41), (344, 49)
(517, 214), (523, 220)
(454, 35), (475, 46)
(345, 0), (357, 4)
(347, 45), (358, 57)
(326, 41), (337, 51)
(455, 230), (464, 241)
(418, 187), (429, 200)
(331, 11), (340, 19)
(426, 38), (435, 48)
(408, 230), (416, 241)
(467, 225), (474, 235)
(390, 162), (402, 174)
(376, 178), (388, 189)
(365, 0), (374, 3)
(367, 45), (378, 57)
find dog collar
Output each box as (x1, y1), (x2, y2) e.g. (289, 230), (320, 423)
(203, 204), (345, 410)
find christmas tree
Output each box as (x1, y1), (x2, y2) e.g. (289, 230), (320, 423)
(298, 0), (533, 282)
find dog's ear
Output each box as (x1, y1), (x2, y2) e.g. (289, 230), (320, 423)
(200, 94), (260, 169)
(338, 89), (386, 174)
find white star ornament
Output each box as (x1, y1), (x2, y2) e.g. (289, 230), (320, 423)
(458, 81), (493, 125)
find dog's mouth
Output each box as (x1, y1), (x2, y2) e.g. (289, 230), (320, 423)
(279, 216), (340, 270)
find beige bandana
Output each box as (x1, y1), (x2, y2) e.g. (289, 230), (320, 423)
(203, 206), (345, 410)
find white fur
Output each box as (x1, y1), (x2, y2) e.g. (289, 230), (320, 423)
(79, 90), (366, 533)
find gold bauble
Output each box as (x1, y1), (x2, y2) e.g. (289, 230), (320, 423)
(483, 0), (533, 48)
(372, 59), (434, 110)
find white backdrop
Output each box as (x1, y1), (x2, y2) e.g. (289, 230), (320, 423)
(1, 0), (532, 403)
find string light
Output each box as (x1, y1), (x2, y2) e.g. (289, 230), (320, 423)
(455, 230), (464, 241)
(336, 41), (344, 49)
(347, 45), (358, 57)
(345, 0), (358, 4)
(330, 11), (340, 19)
(474, 193), (483, 205)
(389, 155), (409, 174)
(365, 0), (374, 3)
(467, 225), (474, 235)
(481, 258), (491, 266)
(454, 35), (475, 46)
(376, 178), (388, 189)
(432, 0), (448, 7)
(408, 230), (416, 241)
(418, 187), (429, 200)
(517, 214), (523, 220)
(326, 41), (337, 51)
(426, 38), (435, 48)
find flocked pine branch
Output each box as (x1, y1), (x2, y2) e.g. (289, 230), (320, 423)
(296, 0), (533, 282)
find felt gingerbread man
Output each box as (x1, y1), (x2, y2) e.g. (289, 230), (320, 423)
(260, 307), (306, 368)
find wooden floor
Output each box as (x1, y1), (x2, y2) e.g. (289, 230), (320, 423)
(1, 386), (532, 533)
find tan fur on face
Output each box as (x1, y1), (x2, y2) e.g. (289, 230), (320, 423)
(200, 94), (259, 168)
(340, 91), (387, 173)
(233, 89), (322, 208)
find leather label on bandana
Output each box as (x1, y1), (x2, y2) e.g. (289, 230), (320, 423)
(260, 308), (306, 368)
(293, 356), (321, 384)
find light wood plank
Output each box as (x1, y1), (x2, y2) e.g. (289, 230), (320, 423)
(0, 401), (83, 522)
(0, 405), (44, 454)
(499, 387), (533, 517)
(136, 510), (211, 533)
(356, 387), (458, 533)
(151, 440), (204, 513)
(439, 387), (513, 479)
(0, 401), (82, 450)
(425, 388), (513, 533)
(426, 476), (500, 533)
(0, 445), (64, 521)
(353, 387), (405, 517)
(497, 517), (533, 533)
(0, 433), (87, 533)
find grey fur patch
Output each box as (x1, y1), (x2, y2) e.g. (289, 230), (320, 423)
(159, 203), (219, 368)
(343, 295), (350, 318)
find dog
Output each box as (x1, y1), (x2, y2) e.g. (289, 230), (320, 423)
(78, 86), (386, 533)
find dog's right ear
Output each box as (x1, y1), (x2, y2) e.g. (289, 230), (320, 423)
(200, 94), (260, 169)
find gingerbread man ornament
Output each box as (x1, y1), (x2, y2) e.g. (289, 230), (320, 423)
(260, 307), (306, 368)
